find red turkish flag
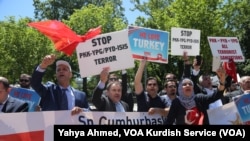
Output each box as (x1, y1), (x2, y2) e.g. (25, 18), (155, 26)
(28, 20), (101, 56)
(223, 58), (237, 82)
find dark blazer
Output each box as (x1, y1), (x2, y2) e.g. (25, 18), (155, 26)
(121, 72), (134, 111)
(166, 88), (224, 125)
(92, 87), (129, 111)
(31, 68), (89, 111)
(2, 96), (29, 113)
(224, 89), (242, 104)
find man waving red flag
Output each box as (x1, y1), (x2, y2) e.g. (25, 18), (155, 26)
(223, 58), (237, 82)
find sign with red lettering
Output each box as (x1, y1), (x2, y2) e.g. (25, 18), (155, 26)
(207, 37), (244, 62)
(128, 26), (169, 64)
(9, 87), (41, 112)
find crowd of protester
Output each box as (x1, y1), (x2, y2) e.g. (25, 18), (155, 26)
(0, 52), (249, 125)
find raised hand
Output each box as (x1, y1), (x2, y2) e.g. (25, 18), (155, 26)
(40, 54), (56, 69)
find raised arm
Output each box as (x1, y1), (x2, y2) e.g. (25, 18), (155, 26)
(92, 67), (109, 110)
(134, 58), (147, 95)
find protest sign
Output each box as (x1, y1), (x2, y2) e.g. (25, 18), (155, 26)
(9, 87), (41, 112)
(171, 27), (200, 56)
(234, 93), (250, 124)
(207, 102), (241, 125)
(212, 56), (221, 72)
(76, 30), (134, 77)
(207, 37), (244, 62)
(128, 26), (169, 64)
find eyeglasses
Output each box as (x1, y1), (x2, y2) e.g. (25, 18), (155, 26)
(20, 79), (29, 82)
(182, 83), (193, 86)
(109, 78), (118, 81)
(167, 85), (176, 88)
(147, 83), (157, 86)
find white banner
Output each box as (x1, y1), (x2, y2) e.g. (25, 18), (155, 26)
(0, 111), (164, 141)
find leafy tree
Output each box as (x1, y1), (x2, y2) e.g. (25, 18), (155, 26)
(0, 17), (53, 84)
(62, 2), (127, 95)
(33, 0), (127, 22)
(131, 0), (250, 84)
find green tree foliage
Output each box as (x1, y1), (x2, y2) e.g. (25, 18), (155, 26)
(131, 0), (250, 82)
(63, 2), (128, 95)
(33, 0), (127, 22)
(0, 17), (53, 84)
(1, 0), (250, 94)
(237, 21), (250, 75)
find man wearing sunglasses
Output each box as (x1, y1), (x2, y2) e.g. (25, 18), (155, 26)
(18, 73), (42, 111)
(19, 74), (32, 89)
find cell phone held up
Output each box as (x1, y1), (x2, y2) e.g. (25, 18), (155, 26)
(196, 55), (202, 66)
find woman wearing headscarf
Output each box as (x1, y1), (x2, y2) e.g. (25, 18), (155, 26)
(165, 66), (226, 125)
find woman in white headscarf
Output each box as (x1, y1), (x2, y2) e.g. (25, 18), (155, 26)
(165, 66), (226, 125)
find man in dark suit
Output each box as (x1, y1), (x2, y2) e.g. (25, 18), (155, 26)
(92, 67), (129, 111)
(31, 54), (89, 115)
(102, 70), (134, 111)
(0, 76), (29, 113)
(224, 76), (250, 103)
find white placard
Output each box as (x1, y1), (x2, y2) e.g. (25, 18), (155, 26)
(207, 37), (244, 62)
(76, 30), (135, 77)
(212, 56), (221, 72)
(170, 27), (200, 56)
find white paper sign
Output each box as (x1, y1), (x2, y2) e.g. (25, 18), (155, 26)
(207, 102), (240, 125)
(171, 27), (200, 56)
(212, 56), (221, 72)
(207, 37), (244, 62)
(76, 30), (135, 77)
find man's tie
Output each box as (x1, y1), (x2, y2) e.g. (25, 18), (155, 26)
(61, 89), (68, 110)
(115, 102), (125, 112)
(0, 103), (3, 113)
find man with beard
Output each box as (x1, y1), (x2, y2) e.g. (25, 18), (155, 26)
(160, 79), (178, 108)
(134, 58), (169, 117)
(19, 74), (32, 89)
